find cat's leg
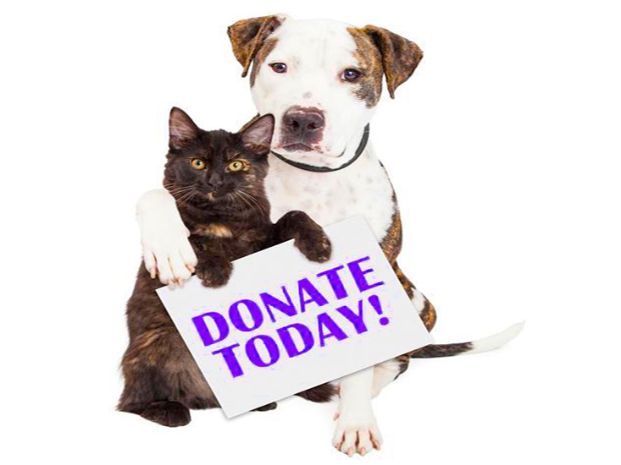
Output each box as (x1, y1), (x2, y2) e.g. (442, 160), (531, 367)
(118, 338), (192, 427)
(118, 328), (219, 426)
(271, 210), (332, 262)
(137, 189), (197, 285)
(332, 368), (382, 456)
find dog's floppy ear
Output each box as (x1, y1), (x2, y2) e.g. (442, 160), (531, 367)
(362, 25), (423, 98)
(227, 15), (284, 77)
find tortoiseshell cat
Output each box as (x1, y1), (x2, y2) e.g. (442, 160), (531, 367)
(118, 108), (334, 426)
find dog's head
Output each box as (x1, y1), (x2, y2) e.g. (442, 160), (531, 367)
(228, 16), (423, 168)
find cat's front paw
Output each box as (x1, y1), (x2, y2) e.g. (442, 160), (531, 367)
(196, 259), (233, 287)
(139, 401), (191, 428)
(295, 226), (332, 263)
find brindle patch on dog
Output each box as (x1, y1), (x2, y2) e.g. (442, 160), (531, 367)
(362, 25), (424, 98)
(393, 262), (437, 331)
(250, 37), (278, 86)
(347, 27), (384, 107)
(348, 25), (424, 102)
(227, 15), (282, 77)
(380, 205), (402, 264)
(419, 297), (437, 331)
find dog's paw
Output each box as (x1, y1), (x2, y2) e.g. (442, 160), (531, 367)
(295, 227), (332, 263)
(332, 409), (383, 456)
(138, 190), (197, 286)
(196, 260), (233, 288)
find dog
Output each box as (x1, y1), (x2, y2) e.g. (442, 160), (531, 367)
(135, 15), (522, 455)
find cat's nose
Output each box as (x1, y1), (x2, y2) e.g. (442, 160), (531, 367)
(206, 181), (222, 191)
(205, 173), (223, 190)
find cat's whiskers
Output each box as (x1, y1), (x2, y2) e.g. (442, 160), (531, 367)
(176, 188), (198, 205)
(164, 183), (195, 200)
(233, 191), (254, 211)
(245, 192), (266, 217)
(239, 188), (268, 218)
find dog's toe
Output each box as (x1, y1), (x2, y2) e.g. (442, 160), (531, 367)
(332, 411), (382, 456)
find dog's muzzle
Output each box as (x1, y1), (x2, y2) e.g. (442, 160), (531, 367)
(280, 106), (325, 151)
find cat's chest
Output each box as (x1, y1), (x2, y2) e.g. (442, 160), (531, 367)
(192, 223), (233, 239)
(190, 223), (268, 257)
(265, 151), (396, 241)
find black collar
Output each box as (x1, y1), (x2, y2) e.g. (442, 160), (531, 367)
(270, 124), (370, 173)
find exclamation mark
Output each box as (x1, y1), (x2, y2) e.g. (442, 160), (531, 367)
(368, 294), (389, 326)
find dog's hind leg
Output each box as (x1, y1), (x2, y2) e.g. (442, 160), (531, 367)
(393, 261), (437, 331)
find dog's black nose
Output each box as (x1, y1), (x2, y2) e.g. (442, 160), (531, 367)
(281, 107), (325, 148)
(283, 108), (325, 133)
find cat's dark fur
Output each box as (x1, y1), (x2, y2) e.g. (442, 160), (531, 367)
(118, 108), (335, 427)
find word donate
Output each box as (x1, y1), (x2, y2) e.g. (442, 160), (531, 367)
(157, 216), (432, 417)
(194, 256), (388, 377)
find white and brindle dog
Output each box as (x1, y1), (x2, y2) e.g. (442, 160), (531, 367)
(136, 15), (522, 456)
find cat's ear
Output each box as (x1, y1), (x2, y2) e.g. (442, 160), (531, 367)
(239, 114), (275, 154)
(169, 107), (199, 150)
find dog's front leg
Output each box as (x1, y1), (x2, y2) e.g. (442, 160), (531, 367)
(333, 367), (382, 456)
(136, 189), (197, 285)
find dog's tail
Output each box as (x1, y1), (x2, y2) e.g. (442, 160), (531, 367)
(410, 322), (524, 359)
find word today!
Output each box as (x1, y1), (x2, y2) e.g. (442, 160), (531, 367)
(157, 216), (432, 417)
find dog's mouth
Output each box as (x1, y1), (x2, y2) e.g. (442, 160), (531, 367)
(282, 142), (313, 152)
(272, 142), (345, 159)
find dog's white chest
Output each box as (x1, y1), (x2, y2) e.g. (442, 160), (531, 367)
(265, 146), (395, 241)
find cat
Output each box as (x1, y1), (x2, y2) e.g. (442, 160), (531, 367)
(118, 108), (334, 427)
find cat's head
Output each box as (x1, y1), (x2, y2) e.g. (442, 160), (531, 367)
(164, 108), (274, 208)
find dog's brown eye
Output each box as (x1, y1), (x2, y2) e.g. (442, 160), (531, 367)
(190, 158), (206, 170)
(269, 62), (287, 73)
(341, 68), (362, 82)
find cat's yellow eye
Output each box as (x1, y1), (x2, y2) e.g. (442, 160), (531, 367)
(227, 160), (245, 172)
(190, 158), (206, 170)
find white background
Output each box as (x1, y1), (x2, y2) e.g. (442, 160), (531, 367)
(1, 1), (619, 464)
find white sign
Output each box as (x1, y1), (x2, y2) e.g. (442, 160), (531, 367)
(157, 216), (432, 417)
